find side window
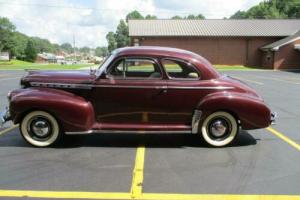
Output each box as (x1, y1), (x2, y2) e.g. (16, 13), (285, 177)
(161, 59), (200, 79)
(108, 58), (161, 79)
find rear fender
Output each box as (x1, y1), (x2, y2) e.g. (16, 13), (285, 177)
(197, 92), (271, 130)
(10, 88), (94, 132)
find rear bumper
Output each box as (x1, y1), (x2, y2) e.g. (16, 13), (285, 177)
(0, 107), (11, 128)
(271, 112), (277, 125)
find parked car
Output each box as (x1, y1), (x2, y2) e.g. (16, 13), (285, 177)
(0, 46), (276, 147)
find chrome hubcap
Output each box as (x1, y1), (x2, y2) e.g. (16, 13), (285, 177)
(32, 120), (50, 137)
(210, 120), (228, 137)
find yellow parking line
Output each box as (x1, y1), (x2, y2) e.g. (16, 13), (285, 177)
(0, 190), (130, 199)
(266, 127), (300, 151)
(141, 193), (300, 200)
(0, 190), (299, 200)
(0, 124), (18, 137)
(130, 145), (145, 199)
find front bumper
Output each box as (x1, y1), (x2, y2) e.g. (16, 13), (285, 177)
(0, 107), (11, 127)
(271, 112), (277, 125)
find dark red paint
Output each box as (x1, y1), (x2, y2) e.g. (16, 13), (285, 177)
(9, 46), (272, 133)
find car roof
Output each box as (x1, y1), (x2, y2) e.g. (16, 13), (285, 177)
(111, 46), (220, 79)
(113, 46), (202, 60)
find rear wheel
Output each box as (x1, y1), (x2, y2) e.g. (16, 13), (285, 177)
(201, 111), (238, 147)
(20, 111), (61, 147)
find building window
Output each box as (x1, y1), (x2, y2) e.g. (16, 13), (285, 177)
(134, 38), (139, 46)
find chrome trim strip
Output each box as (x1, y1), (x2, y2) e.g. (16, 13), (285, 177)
(65, 130), (191, 135)
(168, 86), (234, 90)
(93, 85), (168, 89)
(30, 82), (92, 90)
(191, 110), (202, 134)
(30, 82), (233, 90)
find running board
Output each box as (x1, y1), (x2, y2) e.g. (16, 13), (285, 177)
(65, 129), (192, 135)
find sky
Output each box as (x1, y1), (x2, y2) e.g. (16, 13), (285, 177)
(0, 0), (263, 48)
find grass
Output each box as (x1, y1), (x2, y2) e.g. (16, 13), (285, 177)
(0, 59), (261, 71)
(214, 65), (261, 71)
(0, 59), (94, 70)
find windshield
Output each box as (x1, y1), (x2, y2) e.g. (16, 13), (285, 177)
(96, 54), (115, 77)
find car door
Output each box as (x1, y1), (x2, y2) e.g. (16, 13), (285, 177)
(92, 57), (169, 125)
(161, 58), (208, 125)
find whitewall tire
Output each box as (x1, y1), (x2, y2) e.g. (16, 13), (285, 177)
(20, 111), (60, 147)
(201, 111), (238, 147)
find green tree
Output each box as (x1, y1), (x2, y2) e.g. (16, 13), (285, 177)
(80, 46), (90, 54)
(230, 0), (300, 19)
(171, 15), (183, 19)
(32, 37), (56, 53)
(145, 14), (157, 19)
(106, 32), (117, 52)
(126, 10), (144, 22)
(60, 43), (73, 53)
(24, 39), (37, 62)
(186, 14), (205, 19)
(95, 46), (108, 57)
(11, 32), (29, 60)
(115, 19), (129, 48)
(230, 10), (248, 19)
(0, 17), (16, 59)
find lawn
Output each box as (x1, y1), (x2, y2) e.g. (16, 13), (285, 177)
(214, 65), (261, 71)
(0, 60), (94, 70)
(0, 60), (260, 71)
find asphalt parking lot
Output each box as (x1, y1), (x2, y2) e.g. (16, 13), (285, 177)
(0, 70), (300, 200)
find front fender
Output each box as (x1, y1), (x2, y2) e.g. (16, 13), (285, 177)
(9, 88), (94, 132)
(197, 92), (271, 130)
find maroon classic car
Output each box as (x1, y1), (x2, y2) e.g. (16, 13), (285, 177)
(0, 46), (276, 147)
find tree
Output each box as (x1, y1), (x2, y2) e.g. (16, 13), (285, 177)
(0, 17), (16, 58)
(126, 10), (144, 22)
(145, 14), (157, 19)
(95, 46), (108, 57)
(60, 43), (73, 53)
(24, 39), (37, 62)
(171, 15), (183, 19)
(106, 32), (117, 52)
(186, 14), (205, 19)
(115, 19), (129, 48)
(230, 10), (248, 19)
(80, 46), (90, 54)
(229, 0), (300, 19)
(32, 37), (56, 53)
(11, 32), (29, 60)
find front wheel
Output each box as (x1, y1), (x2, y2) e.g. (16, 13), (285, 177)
(20, 111), (61, 147)
(201, 111), (238, 147)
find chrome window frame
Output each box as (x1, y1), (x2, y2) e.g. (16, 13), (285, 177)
(160, 57), (201, 81)
(106, 56), (164, 80)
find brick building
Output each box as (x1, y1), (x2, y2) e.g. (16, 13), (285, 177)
(128, 19), (300, 70)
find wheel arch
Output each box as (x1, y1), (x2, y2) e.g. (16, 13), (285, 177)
(10, 88), (95, 132)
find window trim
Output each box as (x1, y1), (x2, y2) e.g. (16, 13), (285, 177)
(160, 57), (201, 81)
(106, 56), (163, 80)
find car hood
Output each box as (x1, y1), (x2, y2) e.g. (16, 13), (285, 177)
(21, 70), (96, 85)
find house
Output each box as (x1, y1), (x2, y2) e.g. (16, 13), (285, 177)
(0, 51), (9, 61)
(36, 53), (57, 63)
(36, 52), (66, 64)
(128, 19), (300, 70)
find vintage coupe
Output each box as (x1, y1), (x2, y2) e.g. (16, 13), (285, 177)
(0, 46), (276, 147)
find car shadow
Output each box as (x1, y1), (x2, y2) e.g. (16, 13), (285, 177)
(0, 129), (258, 148)
(55, 130), (257, 149)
